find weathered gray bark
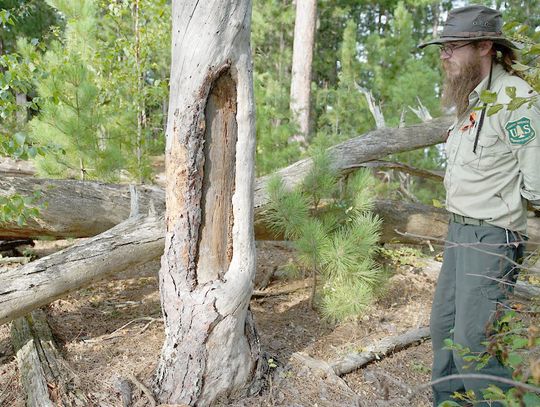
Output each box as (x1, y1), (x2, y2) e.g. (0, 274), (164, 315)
(289, 0), (317, 143)
(254, 116), (453, 209)
(0, 177), (164, 239)
(0, 214), (163, 325)
(11, 310), (89, 407)
(331, 327), (431, 376)
(154, 1), (263, 405)
(1, 116), (452, 240)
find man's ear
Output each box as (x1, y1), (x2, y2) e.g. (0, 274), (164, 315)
(478, 40), (494, 56)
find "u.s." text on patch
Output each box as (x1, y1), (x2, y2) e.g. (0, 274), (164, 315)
(505, 117), (536, 145)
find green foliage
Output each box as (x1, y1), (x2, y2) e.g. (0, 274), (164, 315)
(0, 190), (44, 226)
(442, 306), (540, 406)
(264, 150), (385, 321)
(252, 0), (300, 176)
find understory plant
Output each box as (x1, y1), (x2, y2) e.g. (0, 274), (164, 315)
(263, 150), (385, 321)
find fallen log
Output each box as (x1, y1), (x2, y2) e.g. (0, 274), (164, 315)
(0, 177), (165, 239)
(331, 327), (431, 376)
(0, 214), (164, 325)
(11, 309), (90, 407)
(1, 117), (452, 240)
(1, 222), (538, 327)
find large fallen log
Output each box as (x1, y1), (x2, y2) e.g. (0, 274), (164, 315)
(0, 177), (165, 239)
(1, 222), (538, 327)
(11, 310), (90, 407)
(1, 117), (452, 240)
(0, 214), (164, 325)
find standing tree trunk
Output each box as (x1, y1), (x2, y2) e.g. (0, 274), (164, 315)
(289, 0), (317, 144)
(154, 1), (264, 405)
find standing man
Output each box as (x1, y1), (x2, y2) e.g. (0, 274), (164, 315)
(419, 5), (540, 406)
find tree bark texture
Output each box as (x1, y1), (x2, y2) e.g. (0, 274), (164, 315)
(289, 0), (317, 143)
(11, 310), (89, 407)
(1, 117), (452, 241)
(0, 214), (163, 325)
(155, 1), (263, 405)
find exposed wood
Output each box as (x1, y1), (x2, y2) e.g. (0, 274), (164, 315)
(291, 352), (356, 395)
(331, 327), (431, 376)
(0, 214), (164, 325)
(11, 309), (90, 407)
(357, 85), (386, 129)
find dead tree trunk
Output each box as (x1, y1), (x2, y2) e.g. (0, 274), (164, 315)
(154, 1), (264, 405)
(289, 0), (317, 144)
(11, 310), (89, 407)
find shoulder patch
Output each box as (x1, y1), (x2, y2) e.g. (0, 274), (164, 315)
(505, 117), (536, 145)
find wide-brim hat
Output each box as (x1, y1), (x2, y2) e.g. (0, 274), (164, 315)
(419, 5), (520, 50)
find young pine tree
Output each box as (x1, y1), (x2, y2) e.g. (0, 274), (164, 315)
(30, 0), (124, 181)
(264, 150), (385, 321)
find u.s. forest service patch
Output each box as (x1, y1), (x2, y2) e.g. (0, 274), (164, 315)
(505, 117), (536, 145)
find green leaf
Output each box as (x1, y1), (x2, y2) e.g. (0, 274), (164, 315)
(438, 402), (461, 407)
(511, 336), (529, 349)
(507, 97), (528, 111)
(432, 199), (443, 208)
(506, 352), (523, 368)
(480, 90), (498, 104)
(13, 132), (26, 146)
(505, 87), (517, 99)
(523, 392), (540, 406)
(487, 104), (504, 116)
(511, 61), (530, 72)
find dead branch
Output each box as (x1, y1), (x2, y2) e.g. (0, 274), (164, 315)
(127, 373), (157, 407)
(331, 327), (431, 376)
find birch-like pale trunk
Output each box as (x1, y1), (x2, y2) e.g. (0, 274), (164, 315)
(289, 0), (317, 144)
(154, 1), (263, 405)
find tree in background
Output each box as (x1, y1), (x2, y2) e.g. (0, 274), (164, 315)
(252, 0), (300, 176)
(289, 0), (317, 145)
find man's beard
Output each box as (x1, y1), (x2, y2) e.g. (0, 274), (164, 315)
(441, 56), (483, 117)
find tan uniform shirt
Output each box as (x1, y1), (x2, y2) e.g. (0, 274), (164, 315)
(444, 63), (540, 234)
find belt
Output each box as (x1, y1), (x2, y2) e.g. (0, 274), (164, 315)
(450, 213), (486, 226)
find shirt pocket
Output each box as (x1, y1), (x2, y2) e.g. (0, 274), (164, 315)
(460, 132), (508, 170)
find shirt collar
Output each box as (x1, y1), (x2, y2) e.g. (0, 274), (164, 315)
(468, 63), (505, 105)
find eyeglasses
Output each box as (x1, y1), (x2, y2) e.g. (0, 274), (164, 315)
(439, 41), (474, 57)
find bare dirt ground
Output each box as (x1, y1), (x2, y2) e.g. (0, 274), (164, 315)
(0, 240), (441, 407)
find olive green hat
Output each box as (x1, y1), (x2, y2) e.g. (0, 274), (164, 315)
(419, 5), (520, 50)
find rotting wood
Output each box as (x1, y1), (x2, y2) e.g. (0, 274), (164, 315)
(331, 327), (431, 376)
(11, 309), (90, 407)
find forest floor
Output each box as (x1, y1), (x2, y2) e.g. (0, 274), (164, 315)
(0, 239), (444, 406)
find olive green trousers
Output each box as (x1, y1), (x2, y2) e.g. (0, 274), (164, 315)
(431, 221), (523, 407)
